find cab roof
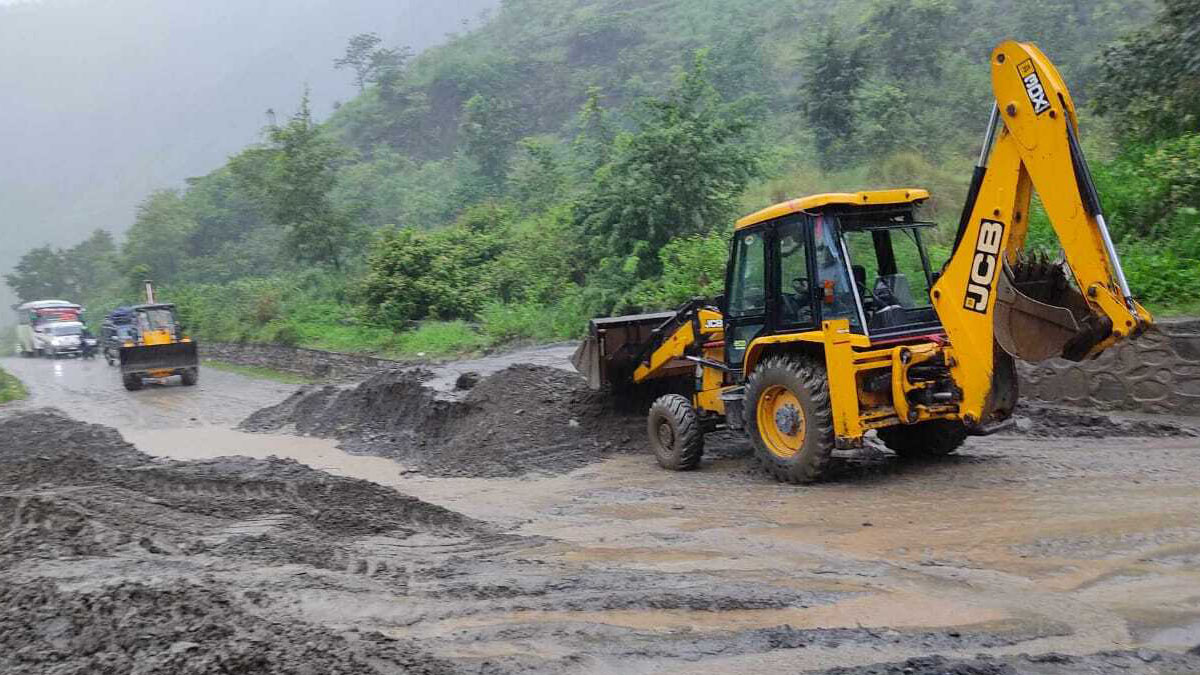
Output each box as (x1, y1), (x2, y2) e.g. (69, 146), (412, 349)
(735, 189), (929, 230)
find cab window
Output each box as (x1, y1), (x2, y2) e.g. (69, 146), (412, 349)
(840, 222), (940, 333)
(727, 231), (766, 318)
(776, 217), (813, 327)
(813, 215), (861, 331)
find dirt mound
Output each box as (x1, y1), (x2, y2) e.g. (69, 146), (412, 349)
(0, 409), (509, 673)
(1006, 402), (1198, 439)
(818, 649), (1200, 674)
(0, 408), (147, 467)
(242, 364), (647, 477)
(0, 580), (454, 675)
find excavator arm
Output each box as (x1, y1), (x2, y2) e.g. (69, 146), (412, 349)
(932, 41), (1153, 426)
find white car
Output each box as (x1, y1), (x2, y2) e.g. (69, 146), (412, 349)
(14, 300), (83, 356)
(38, 321), (85, 358)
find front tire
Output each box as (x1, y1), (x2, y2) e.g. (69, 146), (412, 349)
(123, 375), (144, 391)
(647, 394), (704, 471)
(180, 368), (199, 386)
(744, 355), (835, 484)
(876, 420), (967, 458)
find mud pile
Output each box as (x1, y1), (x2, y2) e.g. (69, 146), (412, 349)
(242, 364), (647, 477)
(0, 409), (484, 674)
(3, 409), (1199, 673)
(0, 580), (453, 675)
(820, 649), (1200, 674)
(1006, 402), (1198, 439)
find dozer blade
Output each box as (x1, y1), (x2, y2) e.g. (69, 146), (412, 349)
(120, 341), (199, 376)
(994, 259), (1088, 363)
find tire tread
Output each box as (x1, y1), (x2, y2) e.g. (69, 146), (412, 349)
(647, 394), (705, 471)
(743, 355), (835, 484)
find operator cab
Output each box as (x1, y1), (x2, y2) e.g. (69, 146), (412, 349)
(724, 190), (942, 367)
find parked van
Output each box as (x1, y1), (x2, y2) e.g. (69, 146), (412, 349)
(13, 301), (83, 357)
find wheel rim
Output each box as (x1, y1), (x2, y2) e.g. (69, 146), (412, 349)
(656, 420), (675, 451)
(756, 384), (806, 459)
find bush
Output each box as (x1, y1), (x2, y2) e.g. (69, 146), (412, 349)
(479, 292), (589, 344)
(633, 231), (729, 310)
(0, 366), (26, 404)
(394, 321), (486, 356)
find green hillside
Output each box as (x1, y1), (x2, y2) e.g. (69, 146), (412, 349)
(8, 0), (1199, 357)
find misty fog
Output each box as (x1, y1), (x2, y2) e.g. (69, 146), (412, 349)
(0, 0), (496, 307)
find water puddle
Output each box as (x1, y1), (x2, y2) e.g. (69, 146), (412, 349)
(122, 426), (419, 489)
(1144, 618), (1200, 650)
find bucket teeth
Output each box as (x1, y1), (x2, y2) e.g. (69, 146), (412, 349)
(994, 259), (1091, 363)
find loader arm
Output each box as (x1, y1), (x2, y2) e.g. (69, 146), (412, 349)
(932, 40), (1153, 426)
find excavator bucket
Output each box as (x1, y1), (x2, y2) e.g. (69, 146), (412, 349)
(994, 257), (1098, 363)
(119, 341), (199, 376)
(572, 311), (677, 390)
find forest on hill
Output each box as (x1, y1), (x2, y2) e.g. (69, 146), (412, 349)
(6, 0), (1198, 357)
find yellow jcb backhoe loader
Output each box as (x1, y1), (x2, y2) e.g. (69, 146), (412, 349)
(572, 41), (1153, 483)
(119, 281), (200, 391)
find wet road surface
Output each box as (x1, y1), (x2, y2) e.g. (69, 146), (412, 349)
(0, 354), (297, 429)
(3, 350), (1200, 672)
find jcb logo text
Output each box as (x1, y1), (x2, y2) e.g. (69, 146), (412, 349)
(963, 219), (1005, 313)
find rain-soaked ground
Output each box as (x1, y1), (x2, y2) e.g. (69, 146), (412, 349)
(2, 351), (1200, 674)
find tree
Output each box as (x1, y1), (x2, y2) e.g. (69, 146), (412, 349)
(335, 33), (411, 94)
(183, 167), (269, 259)
(335, 33), (383, 92)
(507, 137), (567, 213)
(357, 217), (506, 325)
(1096, 0), (1200, 140)
(570, 87), (615, 178)
(245, 92), (354, 269)
(460, 94), (521, 190)
(862, 0), (952, 81)
(66, 229), (118, 295)
(122, 190), (197, 283)
(573, 52), (762, 292)
(5, 246), (68, 301)
(801, 24), (867, 168)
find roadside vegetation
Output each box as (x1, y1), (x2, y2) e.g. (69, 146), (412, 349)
(5, 0), (1198, 358)
(201, 360), (314, 385)
(0, 366), (27, 405)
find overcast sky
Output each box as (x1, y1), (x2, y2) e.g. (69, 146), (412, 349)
(0, 0), (495, 307)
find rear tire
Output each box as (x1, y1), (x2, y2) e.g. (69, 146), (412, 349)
(123, 375), (144, 391)
(180, 368), (199, 386)
(647, 394), (704, 471)
(744, 355), (835, 484)
(876, 420), (967, 458)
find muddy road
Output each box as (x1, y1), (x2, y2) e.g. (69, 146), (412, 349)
(2, 350), (1200, 673)
(0, 354), (299, 430)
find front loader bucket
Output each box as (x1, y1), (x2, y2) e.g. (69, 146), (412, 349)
(994, 259), (1104, 363)
(572, 311), (677, 390)
(120, 341), (199, 376)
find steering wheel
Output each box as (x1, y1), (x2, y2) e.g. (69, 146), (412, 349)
(872, 279), (898, 308)
(790, 277), (811, 297)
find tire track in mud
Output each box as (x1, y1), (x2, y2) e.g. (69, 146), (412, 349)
(9, 408), (1184, 674)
